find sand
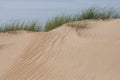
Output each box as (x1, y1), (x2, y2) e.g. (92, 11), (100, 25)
(0, 19), (120, 80)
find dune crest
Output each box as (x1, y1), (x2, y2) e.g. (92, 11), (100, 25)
(0, 19), (120, 80)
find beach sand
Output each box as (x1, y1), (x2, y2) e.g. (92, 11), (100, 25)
(0, 19), (120, 80)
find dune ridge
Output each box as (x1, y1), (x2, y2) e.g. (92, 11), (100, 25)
(0, 19), (120, 80)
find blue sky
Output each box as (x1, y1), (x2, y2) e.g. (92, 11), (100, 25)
(0, 0), (120, 24)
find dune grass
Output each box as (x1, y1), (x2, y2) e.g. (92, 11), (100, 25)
(45, 7), (120, 31)
(79, 7), (120, 20)
(66, 21), (88, 30)
(0, 21), (42, 32)
(45, 15), (73, 31)
(0, 7), (120, 32)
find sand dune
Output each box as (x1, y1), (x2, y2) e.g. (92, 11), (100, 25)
(0, 19), (120, 80)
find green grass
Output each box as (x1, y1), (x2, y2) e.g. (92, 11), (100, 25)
(45, 7), (120, 31)
(66, 21), (88, 30)
(45, 15), (74, 31)
(0, 7), (120, 32)
(78, 7), (120, 20)
(0, 21), (42, 32)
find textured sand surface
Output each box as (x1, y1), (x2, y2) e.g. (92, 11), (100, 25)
(0, 19), (120, 80)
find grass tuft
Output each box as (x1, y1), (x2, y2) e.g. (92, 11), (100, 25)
(0, 21), (42, 32)
(66, 22), (87, 29)
(45, 15), (73, 31)
(79, 7), (120, 20)
(45, 7), (120, 31)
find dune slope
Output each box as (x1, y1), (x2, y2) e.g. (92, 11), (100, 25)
(0, 19), (120, 80)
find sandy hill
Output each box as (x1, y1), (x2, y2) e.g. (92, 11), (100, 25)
(0, 19), (120, 80)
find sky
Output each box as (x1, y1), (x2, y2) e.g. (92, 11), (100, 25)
(0, 0), (120, 24)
